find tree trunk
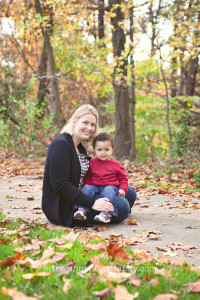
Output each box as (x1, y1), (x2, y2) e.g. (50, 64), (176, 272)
(109, 0), (131, 159)
(186, 56), (199, 96)
(37, 42), (48, 109)
(129, 1), (136, 161)
(170, 20), (178, 97)
(34, 0), (61, 128)
(178, 52), (187, 96)
(149, 2), (156, 57)
(171, 53), (177, 97)
(98, 0), (104, 39)
(185, 11), (200, 96)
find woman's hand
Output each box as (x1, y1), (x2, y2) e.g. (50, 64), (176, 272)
(92, 198), (114, 212)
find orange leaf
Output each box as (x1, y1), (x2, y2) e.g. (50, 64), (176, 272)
(27, 196), (34, 201)
(128, 221), (139, 225)
(0, 252), (24, 267)
(106, 240), (132, 262)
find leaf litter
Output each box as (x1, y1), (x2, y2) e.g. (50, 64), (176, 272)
(1, 157), (200, 298)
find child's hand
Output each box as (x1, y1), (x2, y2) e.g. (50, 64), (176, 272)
(118, 189), (125, 197)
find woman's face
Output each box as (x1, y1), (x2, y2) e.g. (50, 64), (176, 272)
(73, 113), (96, 142)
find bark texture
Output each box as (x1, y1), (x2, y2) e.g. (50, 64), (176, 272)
(34, 0), (61, 127)
(109, 0), (131, 159)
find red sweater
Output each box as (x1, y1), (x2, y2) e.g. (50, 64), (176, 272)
(84, 157), (128, 194)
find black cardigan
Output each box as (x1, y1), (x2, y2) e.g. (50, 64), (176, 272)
(42, 133), (95, 227)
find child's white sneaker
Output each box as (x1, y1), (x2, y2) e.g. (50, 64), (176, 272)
(73, 208), (87, 220)
(94, 212), (111, 223)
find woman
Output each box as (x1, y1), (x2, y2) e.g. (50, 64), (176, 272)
(42, 104), (137, 227)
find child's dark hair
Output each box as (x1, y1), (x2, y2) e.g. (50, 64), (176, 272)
(92, 133), (114, 149)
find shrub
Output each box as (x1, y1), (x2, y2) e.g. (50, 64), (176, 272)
(0, 97), (56, 156)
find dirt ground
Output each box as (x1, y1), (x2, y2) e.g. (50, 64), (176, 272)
(0, 174), (200, 267)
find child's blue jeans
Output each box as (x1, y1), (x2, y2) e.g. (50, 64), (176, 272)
(75, 185), (118, 217)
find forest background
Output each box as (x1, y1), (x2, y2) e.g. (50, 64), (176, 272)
(0, 0), (200, 179)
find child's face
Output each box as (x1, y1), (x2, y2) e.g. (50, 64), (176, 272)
(94, 140), (113, 161)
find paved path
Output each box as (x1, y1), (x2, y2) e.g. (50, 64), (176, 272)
(0, 175), (200, 267)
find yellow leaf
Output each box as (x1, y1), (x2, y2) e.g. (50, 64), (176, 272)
(22, 272), (53, 279)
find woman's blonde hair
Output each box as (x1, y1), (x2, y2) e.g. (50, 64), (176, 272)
(61, 104), (100, 141)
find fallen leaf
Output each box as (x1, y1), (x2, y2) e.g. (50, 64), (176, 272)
(27, 196), (34, 201)
(77, 232), (92, 244)
(184, 253), (194, 258)
(55, 242), (73, 250)
(153, 294), (178, 300)
(86, 274), (98, 289)
(178, 211), (191, 214)
(51, 252), (67, 263)
(23, 240), (46, 251)
(63, 232), (80, 241)
(109, 232), (123, 238)
(154, 268), (171, 277)
(149, 234), (162, 240)
(153, 253), (169, 264)
(149, 230), (162, 235)
(1, 287), (39, 299)
(107, 240), (132, 262)
(85, 242), (106, 252)
(63, 278), (71, 293)
(163, 251), (178, 257)
(138, 230), (149, 236)
(54, 262), (76, 276)
(20, 236), (32, 243)
(183, 279), (200, 292)
(129, 278), (141, 286)
(92, 288), (112, 298)
(190, 266), (200, 275)
(114, 285), (139, 300)
(49, 237), (66, 245)
(3, 229), (18, 236)
(143, 274), (152, 281)
(128, 221), (139, 225)
(99, 266), (133, 283)
(0, 252), (24, 267)
(90, 255), (103, 270)
(156, 246), (172, 252)
(40, 247), (54, 260)
(132, 249), (151, 263)
(149, 277), (159, 287)
(93, 226), (107, 232)
(0, 237), (12, 243)
(169, 257), (186, 267)
(22, 272), (53, 279)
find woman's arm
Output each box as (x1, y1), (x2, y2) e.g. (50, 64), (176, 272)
(48, 140), (95, 208)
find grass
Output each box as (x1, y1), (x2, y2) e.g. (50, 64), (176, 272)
(142, 180), (200, 193)
(0, 213), (200, 299)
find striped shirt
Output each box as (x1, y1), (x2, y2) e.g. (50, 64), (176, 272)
(77, 153), (89, 189)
